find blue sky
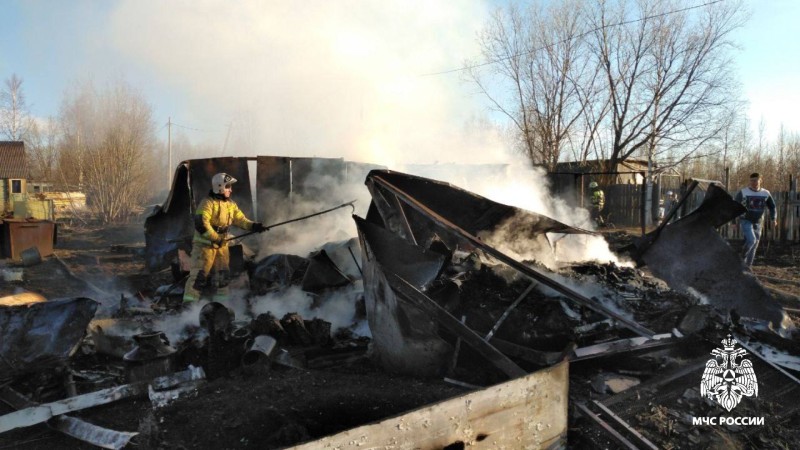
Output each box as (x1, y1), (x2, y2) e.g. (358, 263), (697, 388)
(0, 0), (797, 164)
(733, 0), (800, 138)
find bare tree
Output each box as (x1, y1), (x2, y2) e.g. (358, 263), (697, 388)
(468, 0), (599, 170)
(58, 79), (158, 223)
(588, 0), (746, 172)
(0, 74), (31, 140)
(26, 117), (60, 182)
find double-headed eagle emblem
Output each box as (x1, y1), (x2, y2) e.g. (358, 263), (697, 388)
(700, 335), (758, 412)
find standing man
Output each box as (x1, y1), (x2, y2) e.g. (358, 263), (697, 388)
(589, 181), (605, 227)
(663, 191), (679, 221)
(734, 172), (777, 268)
(183, 173), (267, 303)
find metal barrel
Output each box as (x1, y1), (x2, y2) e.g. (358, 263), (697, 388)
(242, 335), (277, 367)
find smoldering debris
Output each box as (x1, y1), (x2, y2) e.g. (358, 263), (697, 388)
(6, 167), (800, 450)
(634, 183), (787, 328)
(0, 297), (99, 384)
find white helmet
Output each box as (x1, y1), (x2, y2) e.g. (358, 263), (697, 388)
(589, 181), (599, 189)
(667, 191), (673, 196)
(212, 173), (237, 194)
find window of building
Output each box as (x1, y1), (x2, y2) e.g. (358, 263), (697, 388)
(11, 179), (22, 194)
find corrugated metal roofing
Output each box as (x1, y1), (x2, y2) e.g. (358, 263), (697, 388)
(0, 141), (28, 179)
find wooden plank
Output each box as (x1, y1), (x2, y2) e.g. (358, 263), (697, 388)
(386, 272), (526, 379)
(0, 383), (148, 433)
(0, 366), (205, 434)
(291, 362), (568, 450)
(0, 386), (137, 449)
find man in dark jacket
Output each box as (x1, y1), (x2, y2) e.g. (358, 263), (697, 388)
(734, 172), (777, 267)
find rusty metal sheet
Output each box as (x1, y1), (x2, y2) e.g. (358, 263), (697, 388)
(355, 215), (446, 289)
(146, 156), (386, 272)
(144, 158), (252, 272)
(364, 170), (591, 252)
(638, 184), (787, 327)
(0, 297), (98, 383)
(290, 157), (347, 200)
(356, 215), (450, 377)
(255, 156), (292, 224)
(0, 219), (56, 261)
(301, 249), (352, 292)
(254, 156), (383, 223)
(144, 163), (192, 271)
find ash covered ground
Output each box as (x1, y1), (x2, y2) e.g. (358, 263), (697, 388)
(1, 224), (799, 449)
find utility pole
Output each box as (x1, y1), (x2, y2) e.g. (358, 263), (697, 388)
(167, 117), (172, 190)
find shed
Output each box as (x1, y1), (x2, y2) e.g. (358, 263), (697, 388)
(0, 141), (29, 214)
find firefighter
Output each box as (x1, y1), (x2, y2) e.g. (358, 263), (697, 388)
(589, 181), (605, 226)
(183, 173), (267, 303)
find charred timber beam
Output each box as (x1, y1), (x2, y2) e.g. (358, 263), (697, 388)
(571, 334), (674, 361)
(372, 175), (655, 338)
(584, 400), (659, 450)
(489, 338), (562, 366)
(485, 281), (537, 341)
(576, 402), (642, 450)
(386, 272), (527, 379)
(735, 335), (800, 386)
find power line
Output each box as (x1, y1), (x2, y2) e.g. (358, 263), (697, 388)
(171, 122), (222, 133)
(421, 0), (725, 77)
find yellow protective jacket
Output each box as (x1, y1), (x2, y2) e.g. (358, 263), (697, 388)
(591, 189), (605, 209)
(192, 192), (255, 246)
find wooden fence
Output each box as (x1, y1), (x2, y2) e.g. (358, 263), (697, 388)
(720, 188), (800, 243)
(549, 170), (799, 242)
(605, 181), (800, 243)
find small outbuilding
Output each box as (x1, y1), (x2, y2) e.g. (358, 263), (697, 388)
(0, 141), (28, 214)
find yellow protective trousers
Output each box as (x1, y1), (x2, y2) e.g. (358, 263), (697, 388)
(182, 244), (231, 303)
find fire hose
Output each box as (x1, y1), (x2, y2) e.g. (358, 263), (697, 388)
(168, 200), (357, 244)
(224, 199), (357, 241)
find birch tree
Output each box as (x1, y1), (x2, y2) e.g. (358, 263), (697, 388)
(0, 74), (31, 140)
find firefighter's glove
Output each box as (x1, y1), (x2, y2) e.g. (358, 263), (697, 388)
(252, 222), (268, 233)
(214, 235), (227, 247)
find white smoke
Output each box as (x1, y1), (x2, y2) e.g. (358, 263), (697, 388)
(250, 174), (372, 258)
(398, 159), (626, 267)
(249, 284), (366, 335)
(103, 0), (503, 165)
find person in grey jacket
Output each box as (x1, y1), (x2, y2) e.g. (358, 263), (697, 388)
(734, 172), (777, 267)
